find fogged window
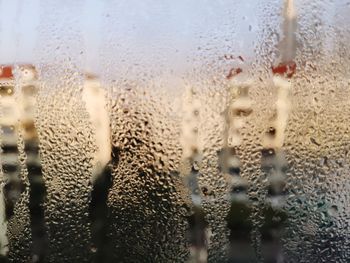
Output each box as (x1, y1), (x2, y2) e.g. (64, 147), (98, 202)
(0, 0), (349, 262)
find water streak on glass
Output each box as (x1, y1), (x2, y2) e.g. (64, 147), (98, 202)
(260, 1), (296, 261)
(181, 87), (209, 263)
(83, 76), (114, 262)
(17, 65), (48, 262)
(220, 80), (255, 262)
(0, 66), (22, 260)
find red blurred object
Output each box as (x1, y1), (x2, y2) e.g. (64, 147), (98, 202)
(0, 66), (14, 79)
(271, 61), (296, 78)
(226, 67), (242, 79)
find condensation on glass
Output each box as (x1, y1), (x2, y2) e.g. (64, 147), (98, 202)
(0, 0), (349, 262)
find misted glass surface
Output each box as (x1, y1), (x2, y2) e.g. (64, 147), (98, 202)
(0, 0), (349, 262)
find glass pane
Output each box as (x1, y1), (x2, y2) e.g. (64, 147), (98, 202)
(0, 0), (349, 262)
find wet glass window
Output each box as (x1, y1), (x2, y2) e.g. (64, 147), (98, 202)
(0, 0), (349, 262)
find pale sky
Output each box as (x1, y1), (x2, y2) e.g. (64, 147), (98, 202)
(0, 0), (103, 69)
(0, 0), (346, 75)
(0, 0), (262, 74)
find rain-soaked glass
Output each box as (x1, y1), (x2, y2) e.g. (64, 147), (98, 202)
(0, 0), (349, 262)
